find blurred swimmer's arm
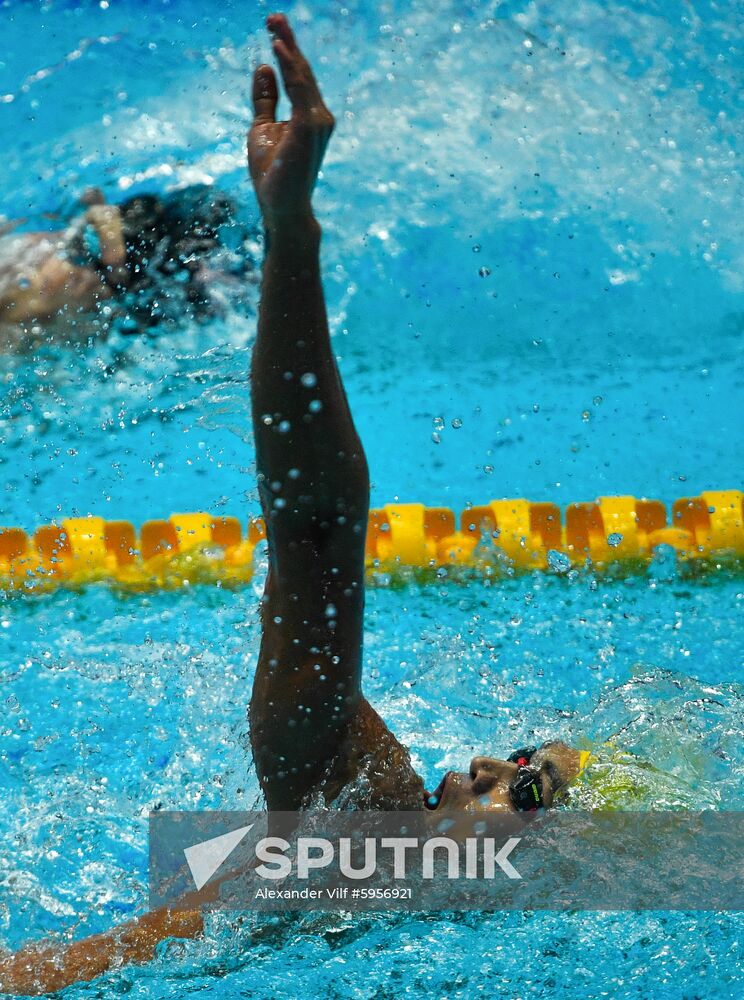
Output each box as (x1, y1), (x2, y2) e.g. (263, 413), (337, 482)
(0, 840), (263, 994)
(0, 907), (203, 996)
(248, 15), (370, 809)
(85, 203), (129, 284)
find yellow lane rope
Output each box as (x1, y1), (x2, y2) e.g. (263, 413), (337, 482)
(1, 490), (742, 593)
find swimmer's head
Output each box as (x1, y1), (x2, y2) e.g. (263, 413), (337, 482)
(423, 740), (584, 814)
(113, 185), (243, 329)
(160, 184), (235, 252)
(117, 193), (167, 268)
(117, 185), (236, 278)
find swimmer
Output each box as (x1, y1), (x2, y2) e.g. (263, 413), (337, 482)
(0, 184), (247, 347)
(0, 14), (585, 994)
(247, 13), (584, 816)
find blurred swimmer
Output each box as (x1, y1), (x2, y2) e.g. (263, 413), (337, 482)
(0, 184), (251, 346)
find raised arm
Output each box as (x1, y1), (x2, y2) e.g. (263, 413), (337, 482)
(247, 14), (372, 810)
(0, 19), (415, 994)
(86, 203), (128, 283)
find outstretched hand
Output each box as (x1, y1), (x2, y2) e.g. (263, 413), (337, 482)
(248, 13), (335, 228)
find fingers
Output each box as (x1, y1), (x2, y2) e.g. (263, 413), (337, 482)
(266, 12), (298, 52)
(266, 12), (325, 115)
(252, 64), (278, 125)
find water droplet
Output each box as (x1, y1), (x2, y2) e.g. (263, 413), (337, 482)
(451, 417), (462, 429)
(433, 416), (445, 431)
(472, 244), (482, 253)
(278, 420), (291, 433)
(593, 395), (603, 406)
(478, 266), (491, 277)
(431, 432), (441, 444)
(309, 400), (323, 413)
(607, 533), (623, 548)
(301, 372), (317, 388)
(547, 550), (571, 574)
(581, 410), (590, 422)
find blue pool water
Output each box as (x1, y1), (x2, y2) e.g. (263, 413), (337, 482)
(1, 0), (744, 997)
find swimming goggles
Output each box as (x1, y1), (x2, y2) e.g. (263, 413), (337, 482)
(507, 744), (592, 811)
(507, 746), (544, 811)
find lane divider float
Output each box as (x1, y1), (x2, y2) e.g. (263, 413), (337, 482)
(0, 490), (741, 593)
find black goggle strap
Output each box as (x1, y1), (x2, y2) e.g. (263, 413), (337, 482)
(507, 746), (538, 765)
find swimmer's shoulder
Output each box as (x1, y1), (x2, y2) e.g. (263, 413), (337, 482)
(323, 698), (425, 811)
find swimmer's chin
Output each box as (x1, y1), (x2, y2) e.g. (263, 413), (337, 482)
(423, 770), (514, 813)
(422, 770), (454, 810)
